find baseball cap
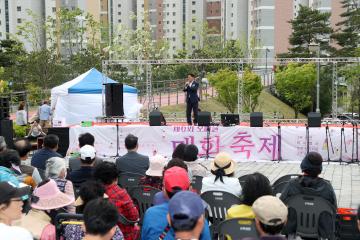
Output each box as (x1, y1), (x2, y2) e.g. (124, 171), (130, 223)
(168, 191), (206, 231)
(80, 145), (96, 160)
(0, 181), (31, 203)
(163, 166), (190, 192)
(252, 195), (288, 226)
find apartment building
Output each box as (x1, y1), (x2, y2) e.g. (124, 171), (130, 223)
(222, 0), (248, 42)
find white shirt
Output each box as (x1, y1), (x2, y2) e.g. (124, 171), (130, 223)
(201, 175), (242, 196)
(0, 223), (33, 240)
(16, 110), (27, 126)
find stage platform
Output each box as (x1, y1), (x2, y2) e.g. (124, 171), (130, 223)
(67, 123), (360, 162)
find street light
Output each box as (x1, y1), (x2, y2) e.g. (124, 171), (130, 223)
(309, 41), (320, 113)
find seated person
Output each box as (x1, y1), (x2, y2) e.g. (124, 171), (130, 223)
(139, 154), (166, 189)
(183, 144), (208, 178)
(172, 143), (186, 160)
(227, 172), (272, 219)
(358, 205), (360, 231)
(280, 152), (337, 239)
(0, 150), (22, 186)
(68, 132), (103, 172)
(201, 152), (241, 196)
(27, 120), (46, 141)
(83, 199), (122, 240)
(68, 145), (96, 188)
(63, 180), (124, 240)
(31, 134), (62, 171)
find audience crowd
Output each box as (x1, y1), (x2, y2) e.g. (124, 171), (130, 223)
(0, 131), (359, 240)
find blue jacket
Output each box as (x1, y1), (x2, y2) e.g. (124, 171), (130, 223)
(183, 81), (199, 104)
(141, 202), (211, 240)
(31, 148), (62, 170)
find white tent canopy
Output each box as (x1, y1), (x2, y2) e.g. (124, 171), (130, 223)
(51, 68), (141, 126)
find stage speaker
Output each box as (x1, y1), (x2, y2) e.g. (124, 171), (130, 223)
(0, 97), (10, 120)
(105, 83), (124, 117)
(308, 112), (321, 128)
(198, 111), (211, 126)
(149, 111), (166, 126)
(47, 127), (69, 157)
(250, 112), (263, 127)
(221, 114), (240, 127)
(0, 119), (14, 148)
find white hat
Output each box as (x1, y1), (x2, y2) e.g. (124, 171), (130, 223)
(80, 145), (96, 160)
(146, 154), (166, 177)
(252, 195), (288, 226)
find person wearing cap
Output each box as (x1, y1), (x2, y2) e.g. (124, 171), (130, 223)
(201, 152), (241, 196)
(46, 157), (75, 213)
(15, 179), (75, 239)
(243, 195), (288, 240)
(68, 144), (97, 188)
(141, 166), (211, 240)
(94, 162), (139, 240)
(63, 180), (124, 240)
(68, 132), (103, 172)
(115, 134), (149, 175)
(0, 181), (33, 240)
(183, 144), (208, 178)
(139, 154), (167, 189)
(280, 152), (336, 239)
(31, 134), (62, 171)
(167, 191), (206, 240)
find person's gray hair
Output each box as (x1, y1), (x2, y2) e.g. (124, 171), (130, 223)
(0, 136), (7, 152)
(45, 157), (66, 178)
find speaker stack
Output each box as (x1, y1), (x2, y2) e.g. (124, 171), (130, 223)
(250, 112), (263, 127)
(307, 112), (321, 128)
(149, 111), (166, 126)
(105, 83), (124, 117)
(198, 112), (212, 126)
(0, 97), (13, 148)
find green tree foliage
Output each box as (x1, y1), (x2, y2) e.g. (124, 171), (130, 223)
(275, 63), (316, 118)
(340, 64), (360, 115)
(279, 5), (333, 57)
(332, 1), (360, 56)
(242, 69), (263, 112)
(208, 69), (238, 113)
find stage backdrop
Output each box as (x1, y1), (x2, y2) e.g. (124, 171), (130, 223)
(68, 125), (359, 162)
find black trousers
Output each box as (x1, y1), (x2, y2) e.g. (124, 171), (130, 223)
(186, 101), (198, 124)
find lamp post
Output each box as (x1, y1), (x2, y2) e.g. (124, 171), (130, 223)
(309, 41), (320, 113)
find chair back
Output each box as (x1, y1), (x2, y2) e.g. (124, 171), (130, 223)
(273, 174), (300, 186)
(238, 174), (251, 187)
(191, 175), (203, 193)
(55, 213), (83, 240)
(286, 194), (336, 239)
(201, 191), (241, 231)
(218, 218), (259, 240)
(129, 186), (161, 224)
(272, 181), (290, 197)
(336, 212), (360, 240)
(118, 172), (144, 191)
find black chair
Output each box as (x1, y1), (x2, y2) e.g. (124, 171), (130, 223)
(118, 172), (144, 191)
(129, 186), (161, 224)
(218, 218), (259, 240)
(201, 191), (241, 237)
(55, 213), (83, 240)
(238, 174), (251, 187)
(336, 213), (360, 240)
(273, 174), (300, 186)
(191, 175), (203, 193)
(285, 194), (336, 239)
(272, 181), (290, 197)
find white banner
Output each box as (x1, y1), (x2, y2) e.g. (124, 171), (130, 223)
(68, 125), (359, 162)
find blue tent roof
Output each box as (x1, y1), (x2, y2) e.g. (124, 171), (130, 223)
(68, 68), (137, 94)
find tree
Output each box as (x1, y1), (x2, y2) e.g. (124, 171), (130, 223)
(208, 69), (238, 113)
(242, 69), (262, 112)
(279, 5), (333, 57)
(332, 1), (360, 56)
(275, 63), (316, 118)
(340, 64), (360, 115)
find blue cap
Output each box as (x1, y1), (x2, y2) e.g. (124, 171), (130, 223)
(168, 191), (206, 231)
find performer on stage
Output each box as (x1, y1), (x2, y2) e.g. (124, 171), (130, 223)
(183, 73), (199, 125)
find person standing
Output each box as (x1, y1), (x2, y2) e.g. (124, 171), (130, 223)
(38, 100), (51, 128)
(15, 102), (27, 126)
(183, 73), (199, 125)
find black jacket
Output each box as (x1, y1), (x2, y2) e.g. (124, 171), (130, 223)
(183, 81), (199, 104)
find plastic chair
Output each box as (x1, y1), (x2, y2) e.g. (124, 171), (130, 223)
(191, 175), (203, 193)
(238, 174), (251, 187)
(273, 174), (300, 186)
(118, 172), (144, 191)
(285, 194), (336, 239)
(200, 191), (241, 237)
(217, 218), (259, 240)
(336, 210), (360, 240)
(55, 213), (83, 240)
(129, 186), (161, 224)
(272, 181), (290, 197)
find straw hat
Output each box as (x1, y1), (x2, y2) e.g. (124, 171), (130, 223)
(146, 154), (166, 177)
(211, 152), (236, 175)
(31, 179), (74, 210)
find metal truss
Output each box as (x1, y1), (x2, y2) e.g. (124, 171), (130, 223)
(332, 62), (338, 119)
